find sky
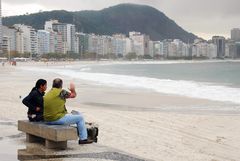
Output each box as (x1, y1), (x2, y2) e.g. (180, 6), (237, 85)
(2, 0), (240, 40)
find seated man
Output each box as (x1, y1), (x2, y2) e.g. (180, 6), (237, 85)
(44, 78), (93, 144)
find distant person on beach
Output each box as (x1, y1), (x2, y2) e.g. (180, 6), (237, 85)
(43, 78), (93, 144)
(22, 79), (47, 122)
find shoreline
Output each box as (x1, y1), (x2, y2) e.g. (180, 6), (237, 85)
(3, 58), (240, 67)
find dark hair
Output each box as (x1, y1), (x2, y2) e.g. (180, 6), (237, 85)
(52, 78), (63, 88)
(31, 79), (47, 91)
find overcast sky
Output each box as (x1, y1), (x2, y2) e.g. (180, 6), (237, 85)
(2, 0), (240, 40)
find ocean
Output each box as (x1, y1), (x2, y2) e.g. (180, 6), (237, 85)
(22, 61), (240, 105)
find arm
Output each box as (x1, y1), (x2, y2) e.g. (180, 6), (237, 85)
(68, 82), (77, 98)
(59, 83), (77, 99)
(22, 91), (39, 111)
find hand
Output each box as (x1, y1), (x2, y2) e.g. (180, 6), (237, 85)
(36, 107), (41, 112)
(69, 82), (75, 91)
(68, 82), (77, 98)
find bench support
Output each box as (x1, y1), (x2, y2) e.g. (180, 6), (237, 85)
(26, 133), (44, 143)
(45, 140), (67, 149)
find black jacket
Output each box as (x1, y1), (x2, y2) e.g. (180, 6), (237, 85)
(22, 88), (44, 121)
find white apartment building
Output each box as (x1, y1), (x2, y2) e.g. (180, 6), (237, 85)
(45, 21), (65, 54)
(0, 0), (2, 53)
(48, 31), (55, 53)
(67, 24), (76, 53)
(13, 24), (38, 56)
(102, 35), (112, 56)
(88, 34), (102, 55)
(45, 20), (75, 53)
(225, 41), (237, 58)
(54, 32), (64, 54)
(168, 42), (178, 57)
(173, 39), (184, 57)
(162, 39), (172, 58)
(231, 28), (240, 42)
(37, 30), (50, 55)
(161, 39), (189, 58)
(192, 41), (217, 59)
(129, 31), (150, 56)
(182, 43), (190, 57)
(44, 20), (59, 31)
(112, 34), (127, 57)
(2, 26), (17, 54)
(74, 34), (80, 54)
(151, 41), (164, 57)
(15, 29), (24, 54)
(208, 43), (217, 58)
(149, 41), (154, 57)
(75, 32), (92, 56)
(192, 42), (207, 57)
(125, 38), (134, 56)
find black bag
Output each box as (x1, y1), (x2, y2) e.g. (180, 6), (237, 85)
(86, 122), (98, 143)
(28, 114), (43, 122)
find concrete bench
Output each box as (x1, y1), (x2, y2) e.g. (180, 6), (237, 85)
(18, 120), (78, 149)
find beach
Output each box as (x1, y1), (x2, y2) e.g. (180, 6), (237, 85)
(1, 61), (240, 161)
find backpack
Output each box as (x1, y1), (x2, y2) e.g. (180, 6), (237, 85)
(86, 122), (98, 142)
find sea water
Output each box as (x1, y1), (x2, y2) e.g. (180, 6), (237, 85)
(22, 61), (240, 105)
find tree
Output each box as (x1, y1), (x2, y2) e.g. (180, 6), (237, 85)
(125, 52), (137, 60)
(82, 52), (97, 60)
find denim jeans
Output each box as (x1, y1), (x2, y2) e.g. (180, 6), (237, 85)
(46, 112), (87, 140)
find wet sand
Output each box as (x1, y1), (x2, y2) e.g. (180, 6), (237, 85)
(1, 62), (240, 161)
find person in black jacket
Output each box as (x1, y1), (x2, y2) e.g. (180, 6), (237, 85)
(22, 79), (47, 122)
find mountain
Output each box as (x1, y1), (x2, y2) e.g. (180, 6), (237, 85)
(2, 3), (197, 43)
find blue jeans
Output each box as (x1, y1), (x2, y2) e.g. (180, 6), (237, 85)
(46, 112), (87, 140)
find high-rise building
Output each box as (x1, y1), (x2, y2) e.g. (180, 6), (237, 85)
(2, 26), (17, 55)
(112, 34), (127, 57)
(13, 24), (38, 56)
(212, 36), (225, 58)
(54, 32), (64, 54)
(44, 20), (59, 31)
(151, 41), (164, 57)
(67, 24), (76, 53)
(15, 28), (24, 54)
(37, 30), (50, 55)
(129, 31), (150, 56)
(235, 42), (240, 58)
(100, 35), (112, 56)
(125, 38), (133, 56)
(225, 40), (237, 58)
(0, 0), (3, 54)
(231, 28), (240, 41)
(45, 20), (76, 53)
(192, 41), (217, 59)
(75, 32), (89, 56)
(88, 34), (102, 55)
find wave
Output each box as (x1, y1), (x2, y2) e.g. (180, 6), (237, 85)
(20, 66), (240, 104)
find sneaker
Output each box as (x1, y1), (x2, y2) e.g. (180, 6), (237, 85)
(78, 139), (94, 144)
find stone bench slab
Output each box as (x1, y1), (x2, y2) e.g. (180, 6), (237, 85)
(18, 120), (78, 141)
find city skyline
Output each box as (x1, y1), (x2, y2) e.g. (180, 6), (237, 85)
(2, 0), (240, 40)
(3, 20), (239, 59)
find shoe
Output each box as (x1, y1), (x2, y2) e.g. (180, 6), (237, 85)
(78, 139), (94, 144)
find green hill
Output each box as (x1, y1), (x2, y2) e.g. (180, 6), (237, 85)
(2, 3), (197, 43)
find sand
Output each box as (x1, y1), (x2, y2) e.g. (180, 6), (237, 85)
(0, 61), (240, 161)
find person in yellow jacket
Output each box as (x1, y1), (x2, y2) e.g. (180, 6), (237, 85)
(44, 78), (93, 144)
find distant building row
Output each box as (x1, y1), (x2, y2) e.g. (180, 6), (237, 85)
(1, 20), (240, 59)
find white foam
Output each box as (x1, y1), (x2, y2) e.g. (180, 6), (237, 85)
(20, 66), (240, 104)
